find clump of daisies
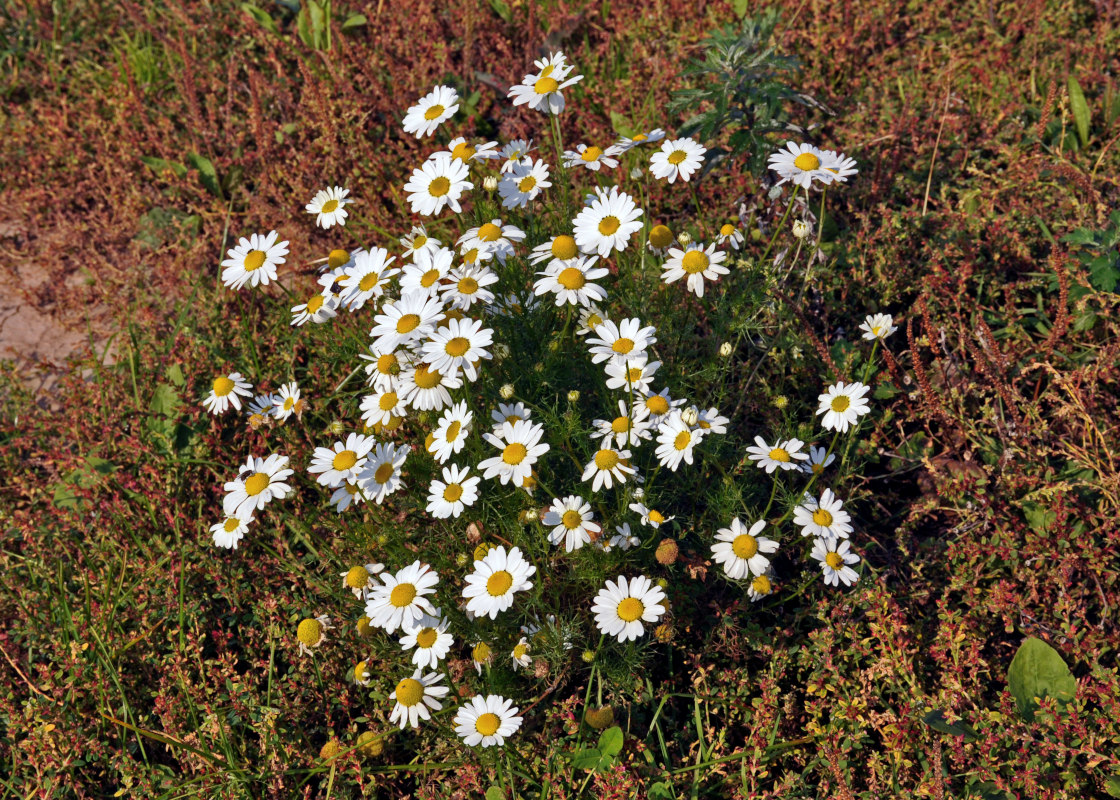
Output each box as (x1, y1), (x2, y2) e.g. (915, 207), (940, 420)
(198, 50), (887, 770)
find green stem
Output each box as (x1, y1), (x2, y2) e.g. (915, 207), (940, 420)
(759, 185), (800, 265)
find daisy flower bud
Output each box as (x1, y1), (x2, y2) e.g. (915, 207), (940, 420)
(499, 383), (515, 400)
(581, 649), (596, 663)
(567, 390), (580, 402)
(493, 342), (511, 360)
(773, 395), (789, 410)
(719, 342), (733, 357)
(327, 419), (346, 436)
(629, 167), (643, 179)
(676, 232), (692, 246)
(455, 552), (469, 567)
(681, 406), (699, 426)
(792, 220), (811, 239)
(483, 175), (498, 192)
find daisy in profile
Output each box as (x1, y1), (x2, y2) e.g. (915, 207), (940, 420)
(305, 186), (352, 229)
(423, 317), (494, 381)
(439, 136), (500, 165)
(401, 246), (453, 298)
(793, 488), (853, 539)
(454, 695), (523, 748)
(210, 514), (252, 550)
(655, 413), (705, 471)
(341, 563), (384, 599)
(711, 518), (779, 579)
(399, 362), (462, 412)
(365, 560), (439, 633)
(572, 186), (643, 257)
(563, 143), (622, 171)
(203, 372), (253, 414)
(629, 502), (674, 529)
(602, 523), (641, 552)
(223, 454), (294, 518)
(296, 615), (332, 657)
(426, 464), (480, 519)
(498, 159), (551, 209)
(463, 545), (536, 620)
(533, 255), (608, 308)
(245, 393), (275, 429)
(661, 242), (729, 298)
(499, 139), (535, 172)
(747, 572), (774, 602)
(802, 445), (836, 476)
(811, 536), (860, 587)
(508, 56), (583, 114)
(647, 224), (675, 255)
(591, 575), (667, 642)
(389, 670), (448, 730)
(594, 400), (652, 448)
(359, 386), (409, 428)
(614, 128), (665, 151)
(582, 446), (635, 491)
(576, 304), (608, 336)
(586, 317), (657, 367)
(357, 442), (410, 504)
(400, 610), (454, 668)
(542, 495), (601, 552)
(816, 381), (871, 432)
(402, 84), (459, 138)
(441, 264), (499, 311)
(341, 248), (399, 311)
(819, 148), (859, 183)
(470, 641), (493, 674)
(859, 313), (896, 341)
(529, 234), (580, 267)
(767, 142), (832, 190)
(605, 356), (660, 396)
(271, 381), (303, 422)
(428, 402), (473, 463)
(400, 225), (442, 260)
(717, 223), (745, 250)
(404, 153), (472, 216)
(370, 293), (445, 353)
(308, 432), (375, 488)
(290, 290), (340, 326)
(509, 638), (532, 671)
(221, 230), (288, 290)
(458, 219), (526, 265)
(491, 401), (531, 429)
(649, 137), (706, 183)
(329, 481), (364, 513)
(745, 436), (809, 473)
(478, 419), (549, 486)
(694, 407), (730, 435)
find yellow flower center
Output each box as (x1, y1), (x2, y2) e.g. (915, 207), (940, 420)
(646, 395), (669, 415)
(534, 76), (559, 94)
(598, 215), (621, 236)
(611, 337), (634, 354)
(594, 449), (619, 470)
(373, 462), (395, 484)
(586, 313), (602, 328)
(872, 326), (882, 336)
(793, 152), (821, 171)
(359, 271), (380, 292)
(328, 248), (350, 268)
(413, 365), (442, 389)
(732, 534), (759, 559)
(306, 294), (325, 313)
(486, 570), (514, 596)
(321, 198), (339, 213)
(420, 268), (440, 287)
(648, 510), (665, 524)
(502, 442), (528, 465)
(389, 583), (416, 608)
(632, 133), (647, 142)
(673, 431), (691, 451)
(581, 146), (603, 162)
(751, 574), (772, 595)
(424, 103), (445, 120)
(628, 367), (643, 382)
(477, 222), (502, 241)
(472, 642), (492, 663)
(379, 391), (398, 411)
(222, 518), (240, 533)
(296, 618), (322, 646)
(561, 509), (583, 529)
(446, 420), (462, 441)
(443, 483), (463, 502)
(444, 337), (470, 357)
(825, 552), (844, 569)
(720, 223), (735, 236)
(333, 450), (358, 471)
(283, 396), (295, 411)
(518, 176), (537, 193)
(244, 472), (269, 496)
(812, 508), (834, 527)
(463, 248), (480, 265)
(649, 225), (673, 248)
(830, 395), (850, 412)
(474, 543), (493, 561)
(812, 463), (824, 474)
(377, 353), (399, 374)
(768, 448), (790, 463)
(415, 628), (438, 648)
(397, 313), (422, 334)
(617, 597), (644, 622)
(212, 376), (234, 396)
(667, 149), (688, 165)
(428, 176), (451, 197)
(557, 267), (586, 290)
(611, 416), (630, 433)
(513, 643), (529, 659)
(395, 678), (424, 707)
(681, 250), (709, 274)
(344, 566), (369, 588)
(451, 142), (475, 161)
(475, 712), (501, 736)
(243, 250), (266, 271)
(457, 276), (479, 295)
(412, 235), (428, 249)
(551, 235), (578, 260)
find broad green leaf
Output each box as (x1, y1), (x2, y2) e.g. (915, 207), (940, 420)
(1104, 776), (1120, 798)
(1007, 636), (1076, 721)
(1021, 502), (1056, 533)
(648, 782), (674, 800)
(1068, 76), (1090, 147)
(484, 787), (506, 800)
(342, 13), (367, 30)
(571, 747), (602, 771)
(921, 710), (978, 741)
(241, 3), (279, 34)
(732, 0), (750, 17)
(150, 383), (181, 418)
(487, 0), (512, 23)
(186, 153), (221, 199)
(597, 726), (624, 757)
(166, 363), (185, 387)
(609, 111), (634, 138)
(139, 156), (188, 179)
(296, 3), (313, 47)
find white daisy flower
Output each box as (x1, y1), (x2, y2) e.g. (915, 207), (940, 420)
(640, 388), (683, 423)
(816, 381), (871, 432)
(585, 317), (657, 367)
(478, 419), (549, 486)
(694, 406), (730, 435)
(307, 432), (375, 488)
(532, 255), (608, 307)
(745, 435), (809, 473)
(203, 372), (253, 414)
(747, 572), (774, 602)
(711, 518), (779, 579)
(399, 610), (454, 669)
(661, 242), (730, 298)
(563, 143), (622, 171)
(604, 356), (660, 394)
(593, 400), (653, 448)
(399, 362), (462, 412)
(441, 264), (498, 312)
(329, 481), (364, 513)
(403, 153), (472, 216)
(655, 413), (705, 471)
(359, 386), (409, 428)
(470, 641), (493, 674)
(400, 246), (453, 298)
(859, 313), (897, 341)
(499, 138), (535, 172)
(528, 51), (575, 79)
(649, 137), (707, 183)
(360, 346), (412, 393)
(647, 224), (675, 255)
(290, 290), (340, 326)
(576, 304), (608, 336)
(802, 445), (836, 476)
(357, 442), (409, 504)
(498, 158), (551, 209)
(402, 84), (459, 138)
(365, 560), (438, 633)
(305, 186), (352, 228)
(463, 545), (536, 620)
(389, 669), (448, 730)
(271, 381), (302, 422)
(458, 219), (526, 265)
(572, 186), (643, 257)
(422, 317), (494, 382)
(340, 562), (384, 599)
(591, 575), (667, 643)
(614, 128), (666, 151)
(222, 454), (293, 518)
(529, 233), (580, 267)
(582, 446), (635, 492)
(511, 638), (532, 671)
(453, 695), (523, 748)
(542, 495), (601, 552)
(426, 464), (480, 519)
(716, 223), (745, 250)
(811, 536), (860, 587)
(245, 392), (275, 419)
(819, 148), (859, 183)
(439, 136), (500, 164)
(220, 231), (288, 290)
(400, 225), (442, 260)
(767, 142), (833, 190)
(628, 502), (674, 529)
(370, 292), (446, 353)
(508, 57), (583, 114)
(428, 402), (473, 464)
(793, 488), (853, 539)
(341, 248), (399, 311)
(601, 522), (641, 552)
(491, 402), (531, 429)
(210, 514), (252, 550)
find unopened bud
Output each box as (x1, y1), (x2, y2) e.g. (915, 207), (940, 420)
(328, 419), (346, 436)
(792, 220), (811, 239)
(483, 175), (498, 192)
(629, 167), (643, 179)
(567, 390), (580, 402)
(681, 407), (699, 426)
(581, 649), (595, 663)
(493, 342), (511, 360)
(499, 383), (515, 400)
(773, 395), (788, 410)
(676, 232), (692, 246)
(719, 342), (733, 357)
